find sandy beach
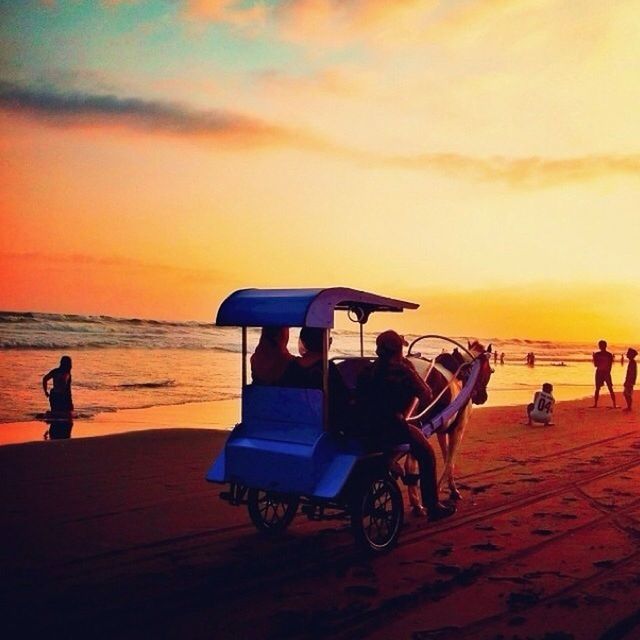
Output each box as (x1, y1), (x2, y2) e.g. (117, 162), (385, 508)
(2, 394), (640, 639)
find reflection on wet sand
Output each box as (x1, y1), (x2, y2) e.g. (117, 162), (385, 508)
(44, 418), (73, 440)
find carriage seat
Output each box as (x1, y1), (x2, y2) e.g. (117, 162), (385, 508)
(333, 357), (375, 391)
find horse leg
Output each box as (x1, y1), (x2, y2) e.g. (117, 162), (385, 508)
(436, 431), (449, 495)
(444, 404), (471, 500)
(404, 454), (423, 513)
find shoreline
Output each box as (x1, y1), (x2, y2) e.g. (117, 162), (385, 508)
(0, 398), (239, 447)
(0, 388), (599, 447)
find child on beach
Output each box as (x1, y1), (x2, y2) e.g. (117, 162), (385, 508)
(42, 355), (74, 414)
(527, 382), (555, 425)
(623, 348), (637, 412)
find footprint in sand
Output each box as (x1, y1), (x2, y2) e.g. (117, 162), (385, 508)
(531, 529), (555, 536)
(344, 584), (379, 597)
(433, 545), (454, 557)
(593, 559), (616, 569)
(474, 524), (495, 531)
(506, 589), (542, 610)
(471, 484), (494, 494)
(471, 542), (502, 552)
(434, 563), (461, 576)
(412, 626), (461, 639)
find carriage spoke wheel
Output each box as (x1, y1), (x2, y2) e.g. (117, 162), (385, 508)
(351, 476), (403, 552)
(247, 488), (298, 535)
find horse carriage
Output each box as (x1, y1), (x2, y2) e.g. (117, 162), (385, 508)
(206, 287), (490, 552)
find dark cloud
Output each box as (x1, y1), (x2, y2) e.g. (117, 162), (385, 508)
(0, 80), (305, 146)
(2, 80), (639, 186)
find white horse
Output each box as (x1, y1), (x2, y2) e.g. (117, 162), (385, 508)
(402, 339), (493, 509)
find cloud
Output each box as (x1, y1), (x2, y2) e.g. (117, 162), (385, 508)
(378, 152), (640, 187)
(0, 80), (327, 150)
(0, 251), (225, 284)
(3, 80), (639, 187)
(186, 0), (268, 27)
(184, 0), (436, 44)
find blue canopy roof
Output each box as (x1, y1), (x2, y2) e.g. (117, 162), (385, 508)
(216, 287), (419, 328)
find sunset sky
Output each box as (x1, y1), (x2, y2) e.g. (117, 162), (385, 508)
(1, 0), (639, 341)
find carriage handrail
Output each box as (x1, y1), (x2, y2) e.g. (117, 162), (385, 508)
(405, 360), (470, 422)
(406, 358), (482, 433)
(407, 334), (474, 359)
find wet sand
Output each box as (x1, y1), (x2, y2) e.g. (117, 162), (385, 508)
(0, 398), (239, 446)
(1, 394), (639, 639)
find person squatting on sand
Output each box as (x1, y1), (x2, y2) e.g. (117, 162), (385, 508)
(356, 330), (455, 522)
(592, 340), (617, 408)
(527, 382), (555, 426)
(42, 355), (74, 414)
(623, 348), (637, 412)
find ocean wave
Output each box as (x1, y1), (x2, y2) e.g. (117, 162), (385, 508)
(0, 310), (214, 329)
(0, 340), (243, 352)
(118, 379), (176, 389)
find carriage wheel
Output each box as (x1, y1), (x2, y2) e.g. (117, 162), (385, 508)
(351, 476), (404, 552)
(247, 488), (299, 535)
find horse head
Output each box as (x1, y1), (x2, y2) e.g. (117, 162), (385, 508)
(467, 340), (493, 405)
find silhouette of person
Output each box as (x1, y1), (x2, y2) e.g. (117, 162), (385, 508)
(592, 340), (617, 408)
(623, 348), (637, 412)
(42, 355), (74, 415)
(500, 352), (505, 365)
(356, 330), (455, 522)
(44, 417), (74, 440)
(282, 327), (351, 427)
(250, 327), (293, 385)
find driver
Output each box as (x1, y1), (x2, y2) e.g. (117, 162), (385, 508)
(356, 330), (456, 521)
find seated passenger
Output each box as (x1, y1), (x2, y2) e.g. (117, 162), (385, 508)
(356, 330), (455, 521)
(250, 327), (293, 385)
(283, 327), (351, 426)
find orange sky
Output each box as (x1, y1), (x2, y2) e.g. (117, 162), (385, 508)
(1, 1), (639, 342)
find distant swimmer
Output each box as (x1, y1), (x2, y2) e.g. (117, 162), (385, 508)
(591, 340), (617, 408)
(42, 355), (74, 414)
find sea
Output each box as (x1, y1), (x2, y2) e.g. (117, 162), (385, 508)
(0, 310), (631, 427)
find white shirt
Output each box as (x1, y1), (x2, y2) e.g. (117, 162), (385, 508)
(530, 390), (555, 423)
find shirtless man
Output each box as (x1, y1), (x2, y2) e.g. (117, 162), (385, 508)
(592, 340), (617, 408)
(42, 355), (74, 414)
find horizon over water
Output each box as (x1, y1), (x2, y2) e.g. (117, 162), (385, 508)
(0, 310), (632, 426)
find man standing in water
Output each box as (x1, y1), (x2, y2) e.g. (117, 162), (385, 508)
(592, 340), (617, 408)
(43, 355), (74, 414)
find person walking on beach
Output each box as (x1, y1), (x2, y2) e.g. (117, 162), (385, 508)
(592, 340), (617, 408)
(356, 330), (455, 522)
(623, 348), (637, 412)
(42, 355), (74, 414)
(527, 382), (555, 425)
